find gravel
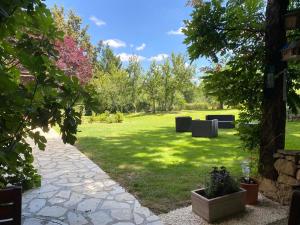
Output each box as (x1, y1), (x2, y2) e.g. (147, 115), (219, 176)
(159, 194), (288, 225)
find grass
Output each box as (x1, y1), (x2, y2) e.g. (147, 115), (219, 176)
(75, 110), (300, 213)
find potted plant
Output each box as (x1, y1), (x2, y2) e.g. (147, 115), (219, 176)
(191, 167), (246, 223)
(240, 160), (259, 205)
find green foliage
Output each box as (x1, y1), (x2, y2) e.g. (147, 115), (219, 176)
(90, 47), (197, 114)
(52, 5), (96, 63)
(0, 0), (88, 189)
(184, 0), (300, 148)
(204, 166), (239, 199)
(115, 111), (125, 123)
(88, 111), (124, 124)
(184, 102), (211, 110)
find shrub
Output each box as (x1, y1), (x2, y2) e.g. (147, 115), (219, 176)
(184, 102), (210, 110)
(87, 111), (124, 123)
(115, 111), (124, 123)
(204, 166), (239, 199)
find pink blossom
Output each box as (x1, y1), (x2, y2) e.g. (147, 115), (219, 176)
(56, 36), (92, 84)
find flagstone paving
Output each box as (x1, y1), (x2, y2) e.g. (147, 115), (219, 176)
(22, 129), (163, 225)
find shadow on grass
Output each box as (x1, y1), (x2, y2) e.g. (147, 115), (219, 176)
(76, 126), (248, 213)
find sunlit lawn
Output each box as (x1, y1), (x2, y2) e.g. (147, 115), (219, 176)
(75, 110), (300, 213)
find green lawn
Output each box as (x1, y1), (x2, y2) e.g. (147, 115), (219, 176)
(75, 110), (300, 213)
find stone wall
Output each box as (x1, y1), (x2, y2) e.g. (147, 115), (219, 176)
(259, 150), (300, 205)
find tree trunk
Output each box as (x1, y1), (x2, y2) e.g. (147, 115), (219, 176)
(259, 0), (288, 180)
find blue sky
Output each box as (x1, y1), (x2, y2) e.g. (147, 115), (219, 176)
(45, 0), (210, 70)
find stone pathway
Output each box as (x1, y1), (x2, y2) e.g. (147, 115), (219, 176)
(22, 130), (163, 225)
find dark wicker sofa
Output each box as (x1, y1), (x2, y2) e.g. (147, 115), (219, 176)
(206, 115), (235, 129)
(175, 116), (192, 132)
(191, 119), (218, 138)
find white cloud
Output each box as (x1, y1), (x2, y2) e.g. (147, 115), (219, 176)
(149, 53), (169, 62)
(89, 16), (106, 27)
(117, 53), (146, 62)
(136, 43), (146, 51)
(103, 39), (126, 48)
(167, 27), (184, 35)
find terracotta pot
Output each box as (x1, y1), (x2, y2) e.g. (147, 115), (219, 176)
(191, 188), (246, 223)
(240, 181), (259, 205)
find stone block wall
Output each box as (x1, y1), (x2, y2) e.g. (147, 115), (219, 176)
(259, 150), (300, 205)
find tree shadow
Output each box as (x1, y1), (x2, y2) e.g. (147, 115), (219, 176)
(76, 126), (248, 213)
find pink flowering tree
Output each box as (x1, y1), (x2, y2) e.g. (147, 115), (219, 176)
(56, 36), (92, 84)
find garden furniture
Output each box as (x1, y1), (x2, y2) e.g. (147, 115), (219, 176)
(206, 115), (235, 129)
(191, 119), (218, 138)
(175, 116), (192, 132)
(0, 186), (22, 225)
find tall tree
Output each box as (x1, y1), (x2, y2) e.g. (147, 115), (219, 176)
(52, 5), (96, 63)
(127, 56), (143, 112)
(97, 44), (122, 73)
(144, 61), (162, 113)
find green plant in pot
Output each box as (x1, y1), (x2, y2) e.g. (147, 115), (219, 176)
(240, 160), (259, 205)
(191, 167), (246, 223)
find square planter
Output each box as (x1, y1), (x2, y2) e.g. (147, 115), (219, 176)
(191, 188), (246, 223)
(0, 186), (22, 225)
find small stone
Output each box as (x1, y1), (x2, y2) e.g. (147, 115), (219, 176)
(111, 209), (132, 220)
(277, 174), (299, 186)
(274, 159), (296, 176)
(77, 198), (101, 212)
(296, 169), (300, 181)
(286, 155), (296, 162)
(134, 207), (151, 217)
(134, 213), (144, 224)
(45, 220), (68, 225)
(56, 190), (71, 199)
(147, 215), (160, 222)
(89, 211), (112, 225)
(273, 153), (282, 158)
(259, 178), (278, 193)
(37, 206), (67, 217)
(23, 218), (43, 225)
(64, 192), (85, 207)
(48, 197), (66, 205)
(115, 193), (135, 201)
(37, 191), (57, 199)
(28, 199), (46, 213)
(67, 211), (88, 225)
(101, 200), (130, 209)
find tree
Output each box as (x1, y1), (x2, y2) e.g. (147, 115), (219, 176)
(161, 59), (174, 111)
(91, 45), (129, 113)
(52, 5), (96, 63)
(97, 44), (122, 73)
(0, 0), (88, 189)
(127, 56), (143, 112)
(56, 36), (93, 84)
(184, 0), (300, 179)
(171, 53), (195, 107)
(144, 61), (162, 113)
